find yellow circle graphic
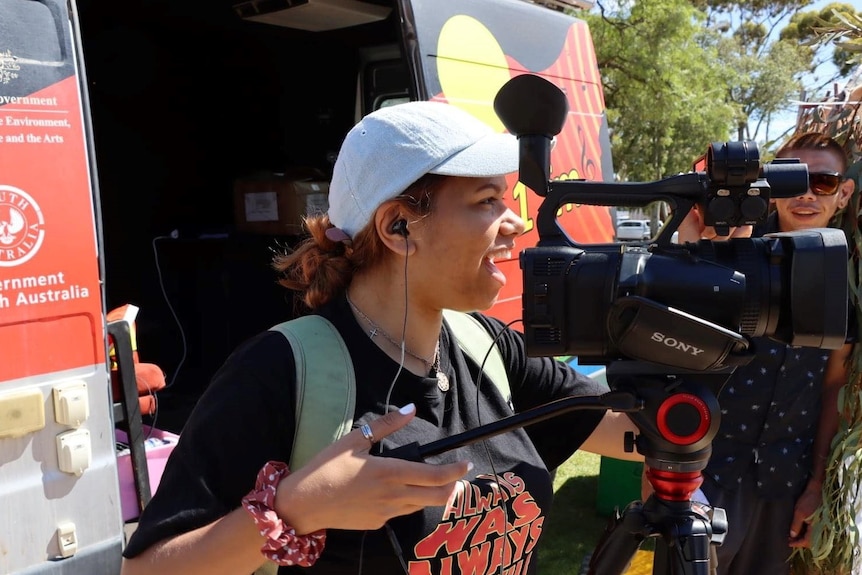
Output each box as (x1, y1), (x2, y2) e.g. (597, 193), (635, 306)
(437, 15), (511, 132)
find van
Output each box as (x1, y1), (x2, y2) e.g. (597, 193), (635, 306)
(0, 1), (614, 572)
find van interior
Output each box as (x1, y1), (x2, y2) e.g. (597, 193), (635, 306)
(77, 0), (412, 431)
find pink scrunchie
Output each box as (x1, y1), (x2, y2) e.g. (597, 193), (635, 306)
(242, 461), (326, 566)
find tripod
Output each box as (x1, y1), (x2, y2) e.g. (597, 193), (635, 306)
(384, 361), (734, 575)
(588, 362), (730, 575)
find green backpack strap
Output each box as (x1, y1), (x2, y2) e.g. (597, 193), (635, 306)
(270, 311), (509, 469)
(268, 314), (356, 471)
(258, 315), (356, 575)
(259, 311), (507, 575)
(443, 310), (511, 407)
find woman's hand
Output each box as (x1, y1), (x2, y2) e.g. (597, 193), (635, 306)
(275, 404), (471, 534)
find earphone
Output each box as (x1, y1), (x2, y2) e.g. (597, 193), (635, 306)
(391, 219), (409, 237)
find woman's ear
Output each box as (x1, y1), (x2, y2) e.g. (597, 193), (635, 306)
(374, 204), (416, 256)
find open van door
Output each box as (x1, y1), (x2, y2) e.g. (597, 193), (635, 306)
(0, 1), (124, 573)
(399, 0), (615, 323)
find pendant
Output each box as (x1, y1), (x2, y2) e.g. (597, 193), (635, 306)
(436, 371), (450, 392)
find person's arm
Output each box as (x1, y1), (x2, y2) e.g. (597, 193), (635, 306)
(579, 410), (643, 461)
(789, 342), (853, 547)
(121, 507), (268, 575)
(121, 405), (471, 575)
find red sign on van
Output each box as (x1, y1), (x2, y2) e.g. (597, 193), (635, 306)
(0, 72), (105, 382)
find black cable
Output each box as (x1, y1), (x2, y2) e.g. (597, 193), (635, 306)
(385, 523), (411, 574)
(146, 235), (189, 442)
(382, 234), (411, 419)
(472, 317), (523, 575)
(151, 235), (188, 391)
(380, 234), (412, 573)
(358, 234), (412, 575)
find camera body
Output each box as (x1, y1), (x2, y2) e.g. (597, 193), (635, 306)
(494, 74), (849, 372)
(521, 232), (848, 370)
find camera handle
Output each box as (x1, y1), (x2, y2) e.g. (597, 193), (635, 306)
(381, 391), (641, 462)
(382, 361), (731, 575)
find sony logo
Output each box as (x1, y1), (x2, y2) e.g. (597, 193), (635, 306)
(650, 332), (705, 356)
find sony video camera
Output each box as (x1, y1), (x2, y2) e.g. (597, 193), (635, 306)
(494, 74), (849, 371)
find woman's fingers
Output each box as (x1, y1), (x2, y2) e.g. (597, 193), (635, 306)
(347, 405), (473, 485)
(279, 405), (474, 533)
(349, 403), (417, 449)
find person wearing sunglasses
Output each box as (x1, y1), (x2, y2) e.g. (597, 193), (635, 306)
(767, 132), (854, 232)
(677, 132), (855, 575)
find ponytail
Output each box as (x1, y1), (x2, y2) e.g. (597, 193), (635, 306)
(272, 174), (446, 310)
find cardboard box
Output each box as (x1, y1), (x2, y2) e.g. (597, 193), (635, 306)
(115, 426), (179, 522)
(234, 174), (330, 235)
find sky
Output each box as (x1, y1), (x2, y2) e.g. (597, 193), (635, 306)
(768, 0), (852, 141)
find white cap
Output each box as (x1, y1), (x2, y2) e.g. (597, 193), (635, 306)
(328, 101), (518, 238)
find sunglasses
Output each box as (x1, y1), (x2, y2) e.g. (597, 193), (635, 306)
(808, 171), (844, 196)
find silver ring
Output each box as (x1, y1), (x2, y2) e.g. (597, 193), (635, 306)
(360, 424), (375, 444)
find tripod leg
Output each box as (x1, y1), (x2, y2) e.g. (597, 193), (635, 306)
(653, 540), (669, 575)
(651, 524), (712, 575)
(588, 503), (648, 575)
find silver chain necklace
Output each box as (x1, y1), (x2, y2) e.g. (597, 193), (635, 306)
(345, 293), (450, 392)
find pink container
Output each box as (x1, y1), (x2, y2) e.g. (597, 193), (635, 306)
(115, 426), (179, 522)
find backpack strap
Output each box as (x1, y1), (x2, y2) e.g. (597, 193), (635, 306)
(269, 314), (356, 471)
(270, 312), (510, 469)
(442, 310), (511, 407)
(258, 311), (507, 575)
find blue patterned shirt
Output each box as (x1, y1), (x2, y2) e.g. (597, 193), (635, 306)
(704, 331), (828, 497)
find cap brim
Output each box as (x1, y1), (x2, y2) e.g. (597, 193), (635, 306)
(428, 132), (519, 177)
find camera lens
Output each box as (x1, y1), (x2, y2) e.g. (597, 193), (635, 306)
(521, 228), (848, 367)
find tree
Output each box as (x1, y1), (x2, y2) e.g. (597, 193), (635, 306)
(585, 0), (736, 183)
(691, 1), (862, 146)
(691, 0), (811, 143)
(781, 3), (861, 77)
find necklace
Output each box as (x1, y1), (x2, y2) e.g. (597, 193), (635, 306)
(346, 292), (440, 375)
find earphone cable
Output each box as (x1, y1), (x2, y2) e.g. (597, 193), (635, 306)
(474, 317), (523, 575)
(358, 234), (411, 575)
(383, 233), (412, 425)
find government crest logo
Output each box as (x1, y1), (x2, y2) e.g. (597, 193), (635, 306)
(0, 185), (45, 267)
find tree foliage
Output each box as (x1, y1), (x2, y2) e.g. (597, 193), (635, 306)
(781, 3), (860, 76)
(693, 0), (813, 143)
(585, 0), (735, 182)
(787, 9), (862, 575)
(585, 0), (862, 176)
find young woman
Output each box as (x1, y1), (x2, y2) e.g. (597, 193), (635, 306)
(121, 101), (640, 575)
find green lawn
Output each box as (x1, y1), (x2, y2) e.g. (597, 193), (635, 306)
(541, 451), (607, 574)
(542, 452), (645, 575)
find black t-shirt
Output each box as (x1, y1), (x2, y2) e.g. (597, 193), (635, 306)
(123, 295), (608, 574)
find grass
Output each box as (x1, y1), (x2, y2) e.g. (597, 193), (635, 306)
(541, 452), (646, 575)
(541, 451), (607, 574)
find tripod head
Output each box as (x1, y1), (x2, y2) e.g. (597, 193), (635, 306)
(588, 361), (731, 575)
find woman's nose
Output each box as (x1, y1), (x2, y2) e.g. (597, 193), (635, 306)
(501, 207), (526, 236)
